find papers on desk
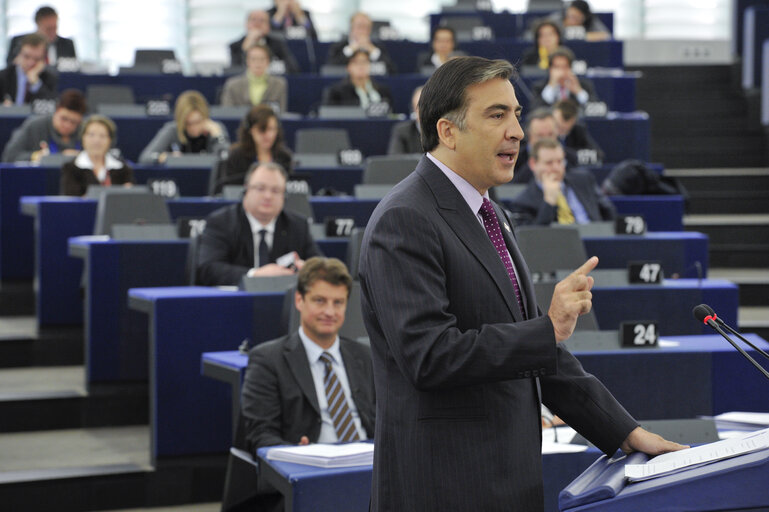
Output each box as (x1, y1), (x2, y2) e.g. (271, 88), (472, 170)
(713, 411), (769, 428)
(265, 442), (374, 468)
(624, 427), (769, 482)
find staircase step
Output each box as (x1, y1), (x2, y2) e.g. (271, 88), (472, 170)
(666, 168), (769, 192)
(684, 214), (769, 244)
(0, 367), (148, 432)
(0, 281), (34, 317)
(710, 269), (769, 307)
(0, 318), (83, 368)
(738, 307), (769, 340)
(708, 245), (769, 268)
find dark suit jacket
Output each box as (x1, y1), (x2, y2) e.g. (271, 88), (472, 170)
(326, 39), (396, 74)
(196, 203), (321, 286)
(386, 119), (422, 155)
(530, 76), (598, 109)
(241, 332), (375, 452)
(509, 169), (616, 226)
(6, 34), (76, 65)
(228, 34), (299, 73)
(512, 143), (578, 184)
(563, 122), (605, 163)
(266, 7), (317, 40)
(322, 78), (393, 108)
(60, 159), (134, 196)
(359, 156), (636, 511)
(0, 65), (58, 103)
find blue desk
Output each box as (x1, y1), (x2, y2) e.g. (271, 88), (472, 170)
(1, 112), (651, 164)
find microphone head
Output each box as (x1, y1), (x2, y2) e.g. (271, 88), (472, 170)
(693, 304), (712, 324)
(702, 304), (717, 316)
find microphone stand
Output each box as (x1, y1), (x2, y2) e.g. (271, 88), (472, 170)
(716, 321), (769, 361)
(706, 319), (769, 380)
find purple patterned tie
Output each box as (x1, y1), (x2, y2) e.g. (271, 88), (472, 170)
(479, 198), (524, 312)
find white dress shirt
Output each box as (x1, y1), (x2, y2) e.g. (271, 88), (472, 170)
(298, 327), (367, 443)
(244, 211), (276, 268)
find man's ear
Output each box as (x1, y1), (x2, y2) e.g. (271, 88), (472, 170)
(436, 118), (456, 150)
(294, 290), (303, 311)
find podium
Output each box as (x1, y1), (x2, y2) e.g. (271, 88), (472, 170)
(560, 447), (769, 511)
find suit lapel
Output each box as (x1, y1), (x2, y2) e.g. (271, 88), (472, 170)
(416, 159), (524, 323)
(283, 333), (320, 415)
(238, 206), (256, 267)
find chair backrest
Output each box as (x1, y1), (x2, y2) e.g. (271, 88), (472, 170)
(284, 191), (314, 221)
(439, 15), (487, 41)
(354, 184), (393, 199)
(85, 184), (150, 199)
(295, 128), (351, 154)
(86, 85), (135, 107)
(164, 154), (219, 168)
(493, 184), (526, 201)
(39, 153), (75, 167)
(134, 49), (176, 66)
(345, 228), (365, 280)
(514, 225), (588, 275)
(284, 281), (367, 340)
(317, 106), (367, 119)
(240, 275), (298, 292)
(96, 104), (147, 118)
(209, 105), (250, 119)
(93, 191), (172, 236)
(222, 185), (245, 200)
(110, 224), (178, 240)
(293, 153), (340, 168)
(319, 65), (348, 76)
(362, 155), (421, 184)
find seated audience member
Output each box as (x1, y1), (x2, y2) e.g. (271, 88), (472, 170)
(60, 115), (133, 196)
(510, 138), (615, 226)
(0, 33), (57, 105)
(387, 85), (423, 155)
(1, 88), (86, 162)
(217, 105), (293, 192)
(268, 0), (317, 40)
(417, 26), (464, 72)
(6, 6), (76, 65)
(139, 90), (229, 164)
(530, 46), (598, 110)
(229, 9), (299, 73)
(513, 107), (577, 184)
(548, 0), (610, 41)
(326, 12), (396, 74)
(553, 99), (604, 164)
(323, 50), (393, 109)
(519, 20), (562, 71)
(197, 162), (321, 286)
(221, 43), (287, 113)
(242, 255), (375, 449)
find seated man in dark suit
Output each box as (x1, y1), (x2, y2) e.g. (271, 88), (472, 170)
(240, 256), (375, 510)
(229, 9), (299, 73)
(326, 12), (396, 75)
(387, 85), (423, 154)
(267, 0), (317, 40)
(530, 46), (598, 110)
(512, 107), (577, 184)
(0, 33), (57, 105)
(510, 138), (615, 226)
(6, 6), (76, 66)
(553, 99), (605, 164)
(322, 49), (393, 110)
(196, 162), (321, 286)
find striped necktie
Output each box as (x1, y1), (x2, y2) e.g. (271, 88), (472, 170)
(319, 352), (360, 442)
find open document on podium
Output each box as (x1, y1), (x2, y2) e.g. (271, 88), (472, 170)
(625, 427), (769, 482)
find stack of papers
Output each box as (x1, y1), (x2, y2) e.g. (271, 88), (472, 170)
(265, 442), (374, 468)
(712, 411), (769, 430)
(625, 427), (769, 482)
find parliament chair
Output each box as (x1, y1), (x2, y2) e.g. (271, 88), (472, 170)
(86, 85), (135, 109)
(317, 105), (367, 119)
(93, 190), (173, 238)
(295, 128), (351, 154)
(284, 191), (314, 221)
(345, 228), (365, 280)
(362, 155), (421, 184)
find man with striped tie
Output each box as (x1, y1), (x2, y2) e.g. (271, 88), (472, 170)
(241, 256), (375, 451)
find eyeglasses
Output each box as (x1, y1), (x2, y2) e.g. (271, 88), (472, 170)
(247, 184), (285, 196)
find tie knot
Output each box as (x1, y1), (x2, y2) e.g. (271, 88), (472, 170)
(319, 352), (334, 366)
(259, 228), (267, 236)
(479, 198), (495, 220)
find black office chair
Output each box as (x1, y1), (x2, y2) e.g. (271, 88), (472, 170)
(284, 191), (314, 221)
(93, 190), (174, 239)
(86, 85), (136, 110)
(362, 155), (421, 184)
(294, 128), (351, 154)
(345, 227), (365, 280)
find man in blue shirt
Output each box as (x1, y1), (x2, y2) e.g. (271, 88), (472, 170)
(0, 33), (58, 106)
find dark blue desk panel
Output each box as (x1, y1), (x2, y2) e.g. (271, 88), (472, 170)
(20, 197), (236, 326)
(1, 112), (650, 164)
(128, 287), (286, 463)
(68, 238), (189, 385)
(608, 195), (684, 232)
(583, 232), (708, 279)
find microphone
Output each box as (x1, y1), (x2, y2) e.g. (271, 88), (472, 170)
(698, 304), (769, 361)
(693, 304), (769, 380)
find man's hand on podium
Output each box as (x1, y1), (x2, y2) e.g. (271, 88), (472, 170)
(621, 426), (689, 456)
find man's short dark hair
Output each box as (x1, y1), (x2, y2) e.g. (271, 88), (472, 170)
(548, 46), (576, 67)
(297, 257), (353, 298)
(418, 56), (515, 152)
(530, 137), (561, 161)
(432, 26), (456, 43)
(554, 99), (579, 121)
(57, 89), (87, 114)
(524, 107), (555, 135)
(35, 6), (57, 23)
(20, 33), (46, 49)
(243, 161), (288, 186)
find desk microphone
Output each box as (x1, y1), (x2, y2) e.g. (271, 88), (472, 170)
(693, 304), (769, 380)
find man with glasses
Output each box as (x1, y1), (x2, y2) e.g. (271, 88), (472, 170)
(196, 162), (321, 286)
(2, 88), (86, 162)
(0, 33), (58, 106)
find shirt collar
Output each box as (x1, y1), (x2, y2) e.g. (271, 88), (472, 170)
(74, 151), (123, 171)
(426, 152), (489, 217)
(244, 208), (277, 235)
(298, 326), (341, 364)
(247, 72), (268, 84)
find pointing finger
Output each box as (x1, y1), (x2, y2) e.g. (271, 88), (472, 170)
(573, 256), (599, 277)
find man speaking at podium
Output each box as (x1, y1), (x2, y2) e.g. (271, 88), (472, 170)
(359, 57), (685, 511)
